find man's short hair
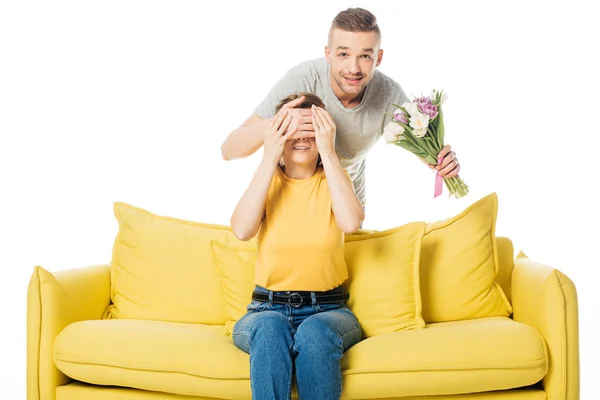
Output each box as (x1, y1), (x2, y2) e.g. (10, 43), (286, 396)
(330, 8), (380, 39)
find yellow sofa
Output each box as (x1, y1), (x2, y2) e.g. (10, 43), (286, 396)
(27, 195), (579, 400)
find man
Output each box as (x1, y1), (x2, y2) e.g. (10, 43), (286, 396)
(221, 7), (460, 208)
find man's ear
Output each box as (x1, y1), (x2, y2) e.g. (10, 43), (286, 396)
(376, 49), (384, 67)
(324, 45), (330, 63)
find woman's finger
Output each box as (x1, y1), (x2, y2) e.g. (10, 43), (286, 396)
(270, 110), (288, 133)
(312, 106), (324, 133)
(282, 124), (298, 141)
(319, 108), (336, 129)
(315, 107), (331, 131)
(277, 112), (294, 136)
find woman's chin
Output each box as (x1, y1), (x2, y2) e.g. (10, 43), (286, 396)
(289, 153), (318, 166)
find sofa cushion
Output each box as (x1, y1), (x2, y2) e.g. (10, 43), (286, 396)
(54, 318), (546, 399)
(420, 192), (513, 323)
(105, 202), (255, 325)
(54, 320), (253, 399)
(340, 317), (548, 398)
(210, 240), (256, 336)
(342, 221), (427, 337)
(210, 221), (427, 339)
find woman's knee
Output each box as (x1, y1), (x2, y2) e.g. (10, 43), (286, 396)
(294, 317), (343, 354)
(241, 311), (294, 348)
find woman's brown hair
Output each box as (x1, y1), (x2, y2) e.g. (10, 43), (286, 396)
(275, 92), (325, 113)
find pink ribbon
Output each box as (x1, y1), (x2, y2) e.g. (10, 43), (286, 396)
(434, 173), (443, 198)
(434, 157), (443, 198)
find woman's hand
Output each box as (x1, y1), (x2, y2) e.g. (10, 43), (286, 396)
(263, 109), (296, 163)
(311, 105), (336, 157)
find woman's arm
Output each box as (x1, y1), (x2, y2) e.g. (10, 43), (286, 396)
(230, 156), (279, 241)
(230, 110), (296, 241)
(312, 106), (364, 233)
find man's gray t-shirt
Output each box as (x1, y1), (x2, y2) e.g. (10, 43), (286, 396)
(254, 57), (409, 207)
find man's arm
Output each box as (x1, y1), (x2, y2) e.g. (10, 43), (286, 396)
(221, 114), (270, 161)
(221, 99), (314, 161)
(392, 85), (460, 177)
(221, 61), (317, 161)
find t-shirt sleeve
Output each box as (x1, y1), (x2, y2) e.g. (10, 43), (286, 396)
(254, 64), (314, 119)
(395, 84), (410, 107)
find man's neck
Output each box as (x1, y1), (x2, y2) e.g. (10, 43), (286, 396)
(329, 70), (365, 109)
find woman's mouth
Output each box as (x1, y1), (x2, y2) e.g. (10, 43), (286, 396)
(293, 145), (310, 152)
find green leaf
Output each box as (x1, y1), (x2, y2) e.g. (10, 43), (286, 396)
(420, 136), (439, 159)
(424, 154), (437, 165)
(436, 107), (445, 149)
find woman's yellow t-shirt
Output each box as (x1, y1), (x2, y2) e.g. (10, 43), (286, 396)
(254, 166), (348, 291)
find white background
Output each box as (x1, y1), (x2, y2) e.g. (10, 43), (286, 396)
(1, 0), (598, 398)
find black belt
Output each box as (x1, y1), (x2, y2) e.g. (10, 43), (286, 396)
(252, 290), (349, 308)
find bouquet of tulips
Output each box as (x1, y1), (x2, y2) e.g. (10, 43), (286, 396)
(383, 90), (469, 199)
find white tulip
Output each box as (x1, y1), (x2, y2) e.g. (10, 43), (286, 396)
(383, 121), (405, 142)
(409, 113), (429, 138)
(401, 101), (419, 117)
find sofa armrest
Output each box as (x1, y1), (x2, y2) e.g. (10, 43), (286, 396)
(27, 265), (111, 400)
(512, 255), (579, 399)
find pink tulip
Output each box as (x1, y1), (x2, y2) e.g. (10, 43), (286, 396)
(393, 109), (408, 124)
(416, 96), (438, 119)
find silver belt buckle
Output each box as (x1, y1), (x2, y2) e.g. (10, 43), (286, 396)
(288, 292), (303, 308)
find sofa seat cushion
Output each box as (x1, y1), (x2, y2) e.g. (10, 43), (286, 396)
(55, 318), (547, 399)
(54, 319), (252, 399)
(341, 317), (548, 398)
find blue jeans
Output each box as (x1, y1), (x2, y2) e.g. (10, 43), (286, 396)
(232, 286), (362, 400)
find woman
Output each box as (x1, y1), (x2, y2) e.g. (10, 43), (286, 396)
(230, 92), (364, 400)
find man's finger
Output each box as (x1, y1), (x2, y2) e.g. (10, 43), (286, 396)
(297, 122), (315, 132)
(438, 151), (457, 169)
(296, 114), (314, 125)
(281, 96), (305, 110)
(439, 161), (460, 177)
(435, 148), (455, 170)
(437, 144), (452, 160)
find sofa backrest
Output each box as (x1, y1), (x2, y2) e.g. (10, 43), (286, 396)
(495, 236), (514, 304)
(108, 202), (515, 326)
